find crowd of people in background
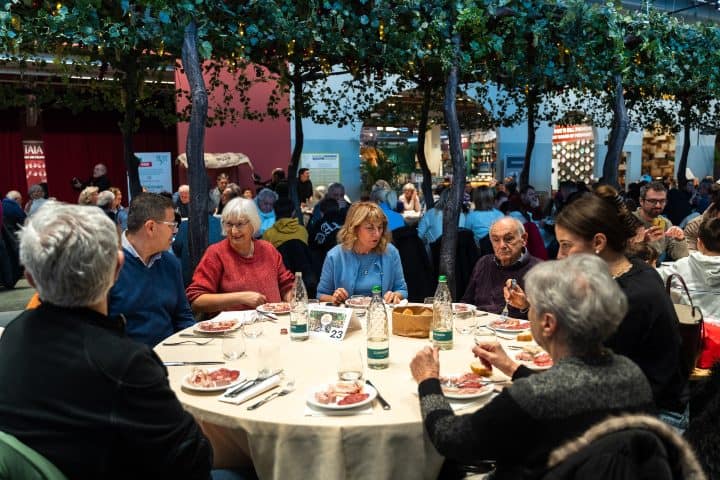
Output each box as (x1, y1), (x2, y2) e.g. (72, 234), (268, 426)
(1, 160), (720, 479)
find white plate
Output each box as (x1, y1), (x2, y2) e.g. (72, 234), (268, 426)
(306, 383), (377, 410)
(452, 303), (476, 314)
(345, 297), (371, 308)
(515, 359), (553, 371)
(182, 369), (244, 392)
(256, 302), (292, 315)
(488, 320), (530, 334)
(440, 375), (494, 400)
(194, 319), (242, 334)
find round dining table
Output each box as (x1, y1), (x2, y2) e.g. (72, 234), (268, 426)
(155, 309), (517, 480)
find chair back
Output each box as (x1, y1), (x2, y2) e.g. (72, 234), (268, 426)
(0, 431), (68, 480)
(665, 274), (704, 377)
(276, 239), (318, 298)
(391, 226), (435, 302)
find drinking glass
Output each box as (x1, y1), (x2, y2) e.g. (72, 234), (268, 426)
(455, 315), (477, 335)
(337, 346), (364, 381)
(243, 319), (264, 339)
(257, 340), (280, 378)
(349, 295), (369, 318)
(222, 334), (246, 361)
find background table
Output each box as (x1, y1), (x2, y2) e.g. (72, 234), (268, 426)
(155, 310), (511, 480)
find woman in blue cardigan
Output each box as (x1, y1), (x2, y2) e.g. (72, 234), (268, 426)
(317, 202), (408, 304)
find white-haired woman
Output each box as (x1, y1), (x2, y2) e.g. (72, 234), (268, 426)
(186, 197), (294, 312)
(410, 255), (653, 477)
(400, 183), (421, 213)
(2, 201), (212, 478)
(255, 188), (278, 237)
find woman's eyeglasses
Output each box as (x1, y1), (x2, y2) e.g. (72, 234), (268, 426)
(224, 220), (251, 231)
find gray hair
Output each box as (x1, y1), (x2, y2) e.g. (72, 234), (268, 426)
(370, 181), (397, 207)
(490, 216), (526, 236)
(222, 197), (261, 235)
(18, 201), (119, 307)
(178, 184), (190, 193)
(256, 188), (278, 203)
(6, 190), (21, 202)
(28, 184), (44, 199)
(524, 254), (627, 355)
(96, 190), (115, 208)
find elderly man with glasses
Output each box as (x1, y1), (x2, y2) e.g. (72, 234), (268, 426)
(633, 181), (689, 262)
(108, 192), (195, 346)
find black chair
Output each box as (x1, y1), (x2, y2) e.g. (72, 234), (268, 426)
(0, 224), (22, 289)
(542, 414), (705, 480)
(430, 228), (480, 300)
(391, 226), (435, 302)
(276, 239), (318, 299)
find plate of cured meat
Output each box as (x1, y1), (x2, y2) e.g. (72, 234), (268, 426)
(194, 319), (241, 334)
(439, 372), (494, 399)
(488, 318), (530, 334)
(257, 302), (292, 315)
(514, 346), (553, 370)
(307, 381), (377, 410)
(182, 367), (244, 392)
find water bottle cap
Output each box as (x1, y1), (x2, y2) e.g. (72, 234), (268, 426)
(438, 275), (447, 282)
(295, 272), (302, 277)
(371, 285), (381, 293)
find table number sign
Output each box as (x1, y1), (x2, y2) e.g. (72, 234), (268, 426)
(307, 305), (353, 341)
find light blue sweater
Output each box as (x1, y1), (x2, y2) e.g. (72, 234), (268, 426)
(317, 244), (408, 299)
(465, 209), (504, 245)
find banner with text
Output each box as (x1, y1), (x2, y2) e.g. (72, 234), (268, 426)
(23, 140), (47, 190)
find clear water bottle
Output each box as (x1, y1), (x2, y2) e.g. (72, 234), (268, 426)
(432, 275), (453, 350)
(290, 272), (309, 341)
(366, 285), (389, 369)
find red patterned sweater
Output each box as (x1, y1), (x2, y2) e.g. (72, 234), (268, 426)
(186, 239), (294, 311)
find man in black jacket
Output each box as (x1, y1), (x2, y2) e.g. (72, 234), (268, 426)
(0, 201), (213, 480)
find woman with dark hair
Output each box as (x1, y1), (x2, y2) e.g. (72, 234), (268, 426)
(507, 185), (688, 429)
(464, 186), (503, 246)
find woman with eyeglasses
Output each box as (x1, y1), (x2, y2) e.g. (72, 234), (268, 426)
(317, 202), (408, 305)
(186, 197), (294, 313)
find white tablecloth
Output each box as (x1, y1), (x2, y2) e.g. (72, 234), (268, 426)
(155, 310), (512, 480)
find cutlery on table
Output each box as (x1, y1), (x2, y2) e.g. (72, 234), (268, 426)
(163, 361), (225, 366)
(163, 338), (214, 346)
(258, 312), (278, 322)
(365, 380), (391, 410)
(225, 369), (284, 398)
(246, 378), (296, 410)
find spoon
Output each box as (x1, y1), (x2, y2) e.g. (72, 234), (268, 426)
(247, 378), (296, 410)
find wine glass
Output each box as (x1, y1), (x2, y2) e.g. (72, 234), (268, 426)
(337, 346), (364, 381)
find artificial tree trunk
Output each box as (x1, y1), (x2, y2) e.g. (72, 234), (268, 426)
(440, 32), (466, 300)
(120, 61), (142, 198)
(288, 74), (304, 225)
(677, 101), (691, 187)
(520, 92), (537, 189)
(416, 84), (435, 210)
(602, 74), (629, 188)
(182, 19), (210, 275)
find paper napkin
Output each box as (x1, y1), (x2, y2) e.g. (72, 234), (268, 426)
(219, 375), (282, 405)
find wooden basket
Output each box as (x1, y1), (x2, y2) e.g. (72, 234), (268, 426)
(392, 305), (433, 338)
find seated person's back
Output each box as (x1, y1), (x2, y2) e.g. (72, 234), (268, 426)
(0, 201), (212, 480)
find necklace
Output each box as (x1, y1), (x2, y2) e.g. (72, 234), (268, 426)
(354, 251), (376, 276)
(610, 260), (632, 279)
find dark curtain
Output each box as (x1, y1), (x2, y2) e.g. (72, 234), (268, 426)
(0, 130), (25, 197)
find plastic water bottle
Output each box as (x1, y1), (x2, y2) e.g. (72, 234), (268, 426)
(432, 275), (453, 350)
(290, 272), (309, 341)
(366, 285), (389, 369)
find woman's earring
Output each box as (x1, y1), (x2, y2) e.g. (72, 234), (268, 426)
(595, 249), (600, 255)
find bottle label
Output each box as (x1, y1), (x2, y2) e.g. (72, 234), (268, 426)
(291, 323), (307, 334)
(367, 347), (389, 359)
(432, 330), (453, 342)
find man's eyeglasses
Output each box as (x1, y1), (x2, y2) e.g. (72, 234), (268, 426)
(157, 220), (178, 231)
(642, 198), (667, 205)
(223, 220), (251, 231)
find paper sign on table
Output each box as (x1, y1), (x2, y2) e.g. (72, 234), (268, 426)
(307, 305), (354, 342)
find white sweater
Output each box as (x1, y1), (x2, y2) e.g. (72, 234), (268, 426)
(657, 252), (720, 319)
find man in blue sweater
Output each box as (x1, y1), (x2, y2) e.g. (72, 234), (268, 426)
(109, 193), (195, 346)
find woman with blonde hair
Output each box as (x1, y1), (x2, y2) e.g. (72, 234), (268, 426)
(317, 202), (407, 304)
(77, 186), (99, 205)
(400, 183), (421, 213)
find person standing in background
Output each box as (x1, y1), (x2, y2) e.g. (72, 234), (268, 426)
(71, 163), (111, 192)
(297, 168), (313, 206)
(209, 173), (229, 213)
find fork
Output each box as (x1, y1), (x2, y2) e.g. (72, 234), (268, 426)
(246, 379), (296, 410)
(162, 338), (214, 346)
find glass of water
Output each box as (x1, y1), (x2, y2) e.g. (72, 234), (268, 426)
(222, 334), (246, 361)
(337, 346), (364, 381)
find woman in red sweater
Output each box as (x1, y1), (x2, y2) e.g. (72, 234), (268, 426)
(186, 198), (294, 313)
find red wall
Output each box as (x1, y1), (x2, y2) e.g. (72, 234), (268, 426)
(175, 64), (290, 191)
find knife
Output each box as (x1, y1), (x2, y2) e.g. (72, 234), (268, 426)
(163, 361), (225, 366)
(225, 369), (284, 397)
(365, 380), (391, 410)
